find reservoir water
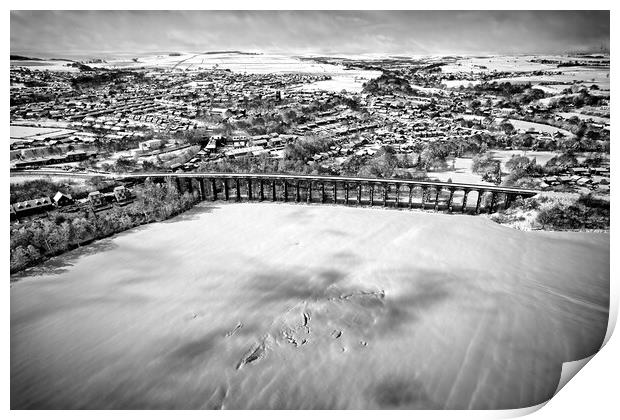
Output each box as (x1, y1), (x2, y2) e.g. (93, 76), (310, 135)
(11, 203), (609, 409)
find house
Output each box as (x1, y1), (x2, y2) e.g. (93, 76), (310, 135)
(571, 167), (590, 176)
(224, 146), (266, 158)
(139, 139), (165, 151)
(230, 136), (249, 148)
(53, 191), (74, 207)
(592, 167), (610, 175)
(12, 196), (54, 218)
(170, 163), (184, 172)
(205, 138), (218, 151)
(65, 151), (89, 162)
(88, 191), (106, 208)
(113, 186), (133, 204)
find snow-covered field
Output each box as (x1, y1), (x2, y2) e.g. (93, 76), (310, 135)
(103, 53), (334, 74)
(98, 52), (381, 93)
(295, 70), (381, 93)
(11, 125), (76, 142)
(10, 59), (80, 72)
(425, 149), (578, 183)
(490, 72), (609, 91)
(532, 84), (571, 94)
(426, 157), (491, 185)
(11, 119), (74, 129)
(11, 202), (609, 409)
(557, 112), (610, 125)
(441, 55), (610, 91)
(441, 55), (558, 74)
(502, 118), (574, 137)
(11, 53), (380, 93)
(487, 149), (585, 169)
(10, 125), (68, 139)
(441, 79), (481, 89)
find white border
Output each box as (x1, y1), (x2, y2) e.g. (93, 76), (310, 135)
(4, 2), (617, 419)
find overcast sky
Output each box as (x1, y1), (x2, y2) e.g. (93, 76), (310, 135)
(10, 10), (610, 58)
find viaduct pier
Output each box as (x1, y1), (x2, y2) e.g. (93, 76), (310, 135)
(117, 173), (539, 214)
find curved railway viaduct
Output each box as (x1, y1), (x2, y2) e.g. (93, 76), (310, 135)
(115, 172), (539, 214)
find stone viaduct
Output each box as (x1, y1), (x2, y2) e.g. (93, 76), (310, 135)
(117, 172), (539, 214)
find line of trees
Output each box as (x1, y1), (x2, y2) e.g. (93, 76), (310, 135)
(491, 193), (609, 231)
(363, 72), (414, 95)
(195, 140), (429, 180)
(196, 135), (338, 176)
(10, 179), (198, 274)
(535, 194), (610, 230)
(471, 153), (502, 184)
(11, 177), (117, 203)
(340, 146), (419, 179)
(484, 151), (606, 189)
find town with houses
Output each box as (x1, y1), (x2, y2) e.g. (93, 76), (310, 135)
(10, 52), (610, 225)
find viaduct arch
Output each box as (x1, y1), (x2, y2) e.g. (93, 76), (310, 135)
(117, 172), (538, 215)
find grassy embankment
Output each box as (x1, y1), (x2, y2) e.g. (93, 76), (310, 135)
(490, 192), (610, 231)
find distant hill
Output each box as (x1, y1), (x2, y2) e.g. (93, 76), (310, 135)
(10, 55), (42, 61)
(67, 62), (95, 72)
(11, 55), (78, 62)
(201, 51), (260, 55)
